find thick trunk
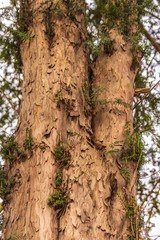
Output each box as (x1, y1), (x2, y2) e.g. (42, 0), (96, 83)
(3, 1), (139, 240)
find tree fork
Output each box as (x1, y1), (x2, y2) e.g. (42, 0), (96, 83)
(2, 1), (142, 240)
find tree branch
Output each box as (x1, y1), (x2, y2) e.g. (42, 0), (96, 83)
(144, 10), (160, 21)
(140, 23), (160, 53)
(0, 87), (19, 116)
(134, 79), (160, 109)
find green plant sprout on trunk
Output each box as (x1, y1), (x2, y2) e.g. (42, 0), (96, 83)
(24, 128), (33, 150)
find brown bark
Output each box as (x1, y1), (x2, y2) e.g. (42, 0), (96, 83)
(3, 1), (140, 240)
(91, 30), (138, 239)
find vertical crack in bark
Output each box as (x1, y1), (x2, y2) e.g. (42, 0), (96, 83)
(56, 212), (61, 240)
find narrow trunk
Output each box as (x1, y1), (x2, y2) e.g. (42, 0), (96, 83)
(92, 30), (138, 238)
(3, 1), (140, 240)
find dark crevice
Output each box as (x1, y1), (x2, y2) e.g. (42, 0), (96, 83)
(43, 2), (55, 49)
(88, 65), (95, 135)
(56, 213), (61, 240)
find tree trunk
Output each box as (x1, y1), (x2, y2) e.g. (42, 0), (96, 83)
(3, 1), (140, 240)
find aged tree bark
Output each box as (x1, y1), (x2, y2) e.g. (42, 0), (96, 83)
(3, 1), (140, 240)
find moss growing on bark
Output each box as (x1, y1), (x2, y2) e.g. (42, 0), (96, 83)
(54, 141), (71, 166)
(0, 165), (16, 200)
(0, 135), (27, 162)
(24, 128), (33, 150)
(48, 190), (69, 209)
(48, 171), (68, 209)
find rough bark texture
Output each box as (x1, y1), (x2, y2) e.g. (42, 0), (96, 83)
(3, 1), (139, 240)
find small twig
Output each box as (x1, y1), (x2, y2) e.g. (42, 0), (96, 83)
(130, 151), (142, 193)
(146, 188), (160, 227)
(155, 235), (160, 240)
(130, 215), (135, 238)
(134, 79), (160, 109)
(136, 205), (140, 240)
(140, 177), (160, 208)
(0, 87), (19, 116)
